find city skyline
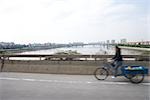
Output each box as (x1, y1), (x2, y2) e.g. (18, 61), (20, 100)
(1, 38), (150, 45)
(0, 0), (149, 44)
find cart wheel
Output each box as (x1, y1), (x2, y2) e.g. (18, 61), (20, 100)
(94, 68), (108, 80)
(129, 73), (144, 84)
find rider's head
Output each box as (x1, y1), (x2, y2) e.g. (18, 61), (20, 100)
(115, 45), (119, 49)
(115, 45), (120, 51)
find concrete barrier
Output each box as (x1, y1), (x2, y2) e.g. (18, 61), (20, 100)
(1, 60), (149, 75)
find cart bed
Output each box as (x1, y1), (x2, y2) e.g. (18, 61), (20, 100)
(122, 66), (149, 75)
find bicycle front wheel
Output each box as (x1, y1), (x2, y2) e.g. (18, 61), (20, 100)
(94, 68), (109, 80)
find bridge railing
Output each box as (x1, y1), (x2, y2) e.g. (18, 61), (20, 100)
(0, 54), (149, 61)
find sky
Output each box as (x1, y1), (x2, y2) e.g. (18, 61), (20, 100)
(0, 0), (149, 44)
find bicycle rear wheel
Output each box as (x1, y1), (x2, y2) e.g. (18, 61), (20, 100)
(94, 68), (108, 80)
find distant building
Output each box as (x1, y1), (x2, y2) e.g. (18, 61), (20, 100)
(106, 40), (110, 44)
(111, 40), (115, 44)
(120, 39), (127, 44)
(0, 42), (15, 47)
(128, 41), (150, 45)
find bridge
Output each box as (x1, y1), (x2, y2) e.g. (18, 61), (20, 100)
(0, 54), (149, 75)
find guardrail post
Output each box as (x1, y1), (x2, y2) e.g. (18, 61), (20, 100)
(0, 55), (5, 72)
(39, 56), (42, 60)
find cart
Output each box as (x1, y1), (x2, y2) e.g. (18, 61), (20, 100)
(94, 63), (149, 84)
(122, 66), (149, 83)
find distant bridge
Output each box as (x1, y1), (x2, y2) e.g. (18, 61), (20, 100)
(66, 43), (115, 47)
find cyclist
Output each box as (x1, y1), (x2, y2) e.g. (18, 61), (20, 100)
(111, 46), (123, 78)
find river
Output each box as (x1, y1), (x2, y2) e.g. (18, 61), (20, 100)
(19, 45), (143, 55)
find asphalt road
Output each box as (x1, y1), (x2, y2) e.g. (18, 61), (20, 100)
(0, 72), (149, 100)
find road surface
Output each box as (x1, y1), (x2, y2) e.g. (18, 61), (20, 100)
(0, 72), (149, 100)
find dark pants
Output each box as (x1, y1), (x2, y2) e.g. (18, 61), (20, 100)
(113, 61), (123, 76)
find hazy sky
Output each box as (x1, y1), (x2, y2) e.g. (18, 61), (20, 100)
(0, 0), (149, 44)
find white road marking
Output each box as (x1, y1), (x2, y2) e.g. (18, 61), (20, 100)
(0, 77), (149, 86)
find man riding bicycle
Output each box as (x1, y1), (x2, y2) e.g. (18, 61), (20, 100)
(111, 46), (123, 78)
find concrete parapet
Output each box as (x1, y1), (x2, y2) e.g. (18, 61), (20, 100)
(1, 60), (150, 75)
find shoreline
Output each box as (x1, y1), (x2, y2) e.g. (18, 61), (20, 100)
(119, 46), (150, 52)
(0, 47), (57, 54)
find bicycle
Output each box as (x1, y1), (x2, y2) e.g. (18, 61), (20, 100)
(94, 59), (149, 84)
